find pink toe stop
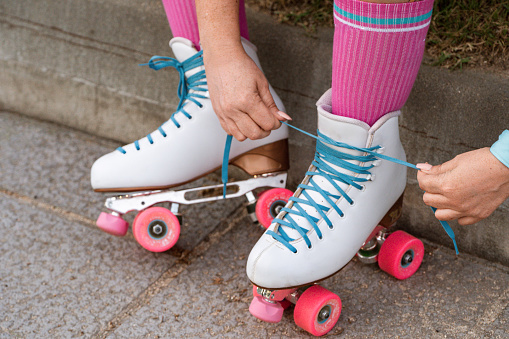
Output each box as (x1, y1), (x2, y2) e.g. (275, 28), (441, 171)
(249, 296), (284, 323)
(96, 212), (129, 237)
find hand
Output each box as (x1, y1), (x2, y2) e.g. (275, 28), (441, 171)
(203, 45), (288, 141)
(417, 148), (509, 225)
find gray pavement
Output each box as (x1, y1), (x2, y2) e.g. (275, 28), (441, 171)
(2, 112), (509, 338)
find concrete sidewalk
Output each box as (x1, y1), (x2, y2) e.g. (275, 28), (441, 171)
(1, 111), (509, 338)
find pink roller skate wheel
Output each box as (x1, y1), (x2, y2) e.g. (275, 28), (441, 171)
(255, 188), (293, 228)
(294, 285), (341, 336)
(249, 296), (284, 323)
(378, 230), (424, 280)
(132, 207), (180, 252)
(96, 212), (128, 237)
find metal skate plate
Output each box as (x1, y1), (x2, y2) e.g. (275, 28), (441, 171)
(104, 172), (287, 214)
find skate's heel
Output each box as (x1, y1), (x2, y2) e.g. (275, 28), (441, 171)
(379, 193), (404, 228)
(230, 139), (289, 176)
(356, 193), (404, 264)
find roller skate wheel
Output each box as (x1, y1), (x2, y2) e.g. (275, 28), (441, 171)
(255, 188), (293, 228)
(294, 285), (341, 336)
(249, 296), (284, 323)
(96, 212), (128, 237)
(132, 207), (180, 252)
(378, 230), (424, 280)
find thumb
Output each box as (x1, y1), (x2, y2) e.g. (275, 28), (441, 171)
(416, 161), (452, 175)
(257, 83), (289, 127)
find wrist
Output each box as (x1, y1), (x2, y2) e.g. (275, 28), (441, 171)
(490, 130), (509, 168)
(201, 38), (244, 58)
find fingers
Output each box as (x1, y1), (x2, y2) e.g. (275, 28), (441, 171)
(417, 169), (443, 194)
(217, 115), (247, 142)
(256, 82), (283, 129)
(433, 208), (463, 221)
(234, 112), (271, 140)
(243, 87), (281, 134)
(458, 216), (480, 226)
(417, 161), (457, 194)
(422, 192), (451, 209)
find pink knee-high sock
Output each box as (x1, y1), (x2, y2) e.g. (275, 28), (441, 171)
(161, 0), (250, 50)
(331, 0), (434, 126)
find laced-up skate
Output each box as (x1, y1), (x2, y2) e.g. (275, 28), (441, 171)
(247, 89), (458, 336)
(91, 37), (292, 252)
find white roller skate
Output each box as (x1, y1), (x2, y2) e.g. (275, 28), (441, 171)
(91, 37), (292, 252)
(247, 89), (427, 336)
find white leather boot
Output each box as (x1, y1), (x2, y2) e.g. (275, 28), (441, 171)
(91, 37), (289, 192)
(246, 89), (407, 289)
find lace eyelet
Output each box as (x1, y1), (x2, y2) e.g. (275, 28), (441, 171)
(350, 200), (355, 206)
(360, 185), (366, 192)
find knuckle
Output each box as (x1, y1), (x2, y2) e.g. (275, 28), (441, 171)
(441, 183), (455, 194)
(222, 102), (236, 114)
(250, 130), (263, 140)
(234, 132), (246, 142)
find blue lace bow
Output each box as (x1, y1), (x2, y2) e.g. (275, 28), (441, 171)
(117, 51), (207, 154)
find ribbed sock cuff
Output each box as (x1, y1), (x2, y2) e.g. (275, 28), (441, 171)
(334, 0), (434, 31)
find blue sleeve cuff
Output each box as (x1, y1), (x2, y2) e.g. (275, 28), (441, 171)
(490, 130), (509, 168)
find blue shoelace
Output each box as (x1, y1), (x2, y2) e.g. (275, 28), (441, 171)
(117, 51), (207, 154)
(221, 122), (459, 254)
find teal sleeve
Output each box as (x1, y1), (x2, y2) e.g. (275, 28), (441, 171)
(490, 130), (509, 168)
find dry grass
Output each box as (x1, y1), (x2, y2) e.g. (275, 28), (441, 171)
(247, 0), (509, 70)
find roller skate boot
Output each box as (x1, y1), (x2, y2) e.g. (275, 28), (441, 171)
(247, 89), (425, 336)
(91, 37), (291, 252)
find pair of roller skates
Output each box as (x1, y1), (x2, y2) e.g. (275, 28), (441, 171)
(91, 38), (428, 336)
(91, 37), (293, 251)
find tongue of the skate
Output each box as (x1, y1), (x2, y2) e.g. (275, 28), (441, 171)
(169, 37), (203, 78)
(275, 112), (372, 241)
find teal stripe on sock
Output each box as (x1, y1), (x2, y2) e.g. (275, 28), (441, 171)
(334, 3), (432, 25)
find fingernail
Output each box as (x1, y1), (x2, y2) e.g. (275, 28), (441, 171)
(416, 163), (432, 171)
(277, 111), (292, 121)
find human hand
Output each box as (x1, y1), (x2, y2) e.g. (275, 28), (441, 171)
(417, 147), (509, 225)
(203, 45), (290, 141)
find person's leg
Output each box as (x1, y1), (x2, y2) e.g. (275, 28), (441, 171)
(161, 0), (250, 49)
(331, 0), (434, 125)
